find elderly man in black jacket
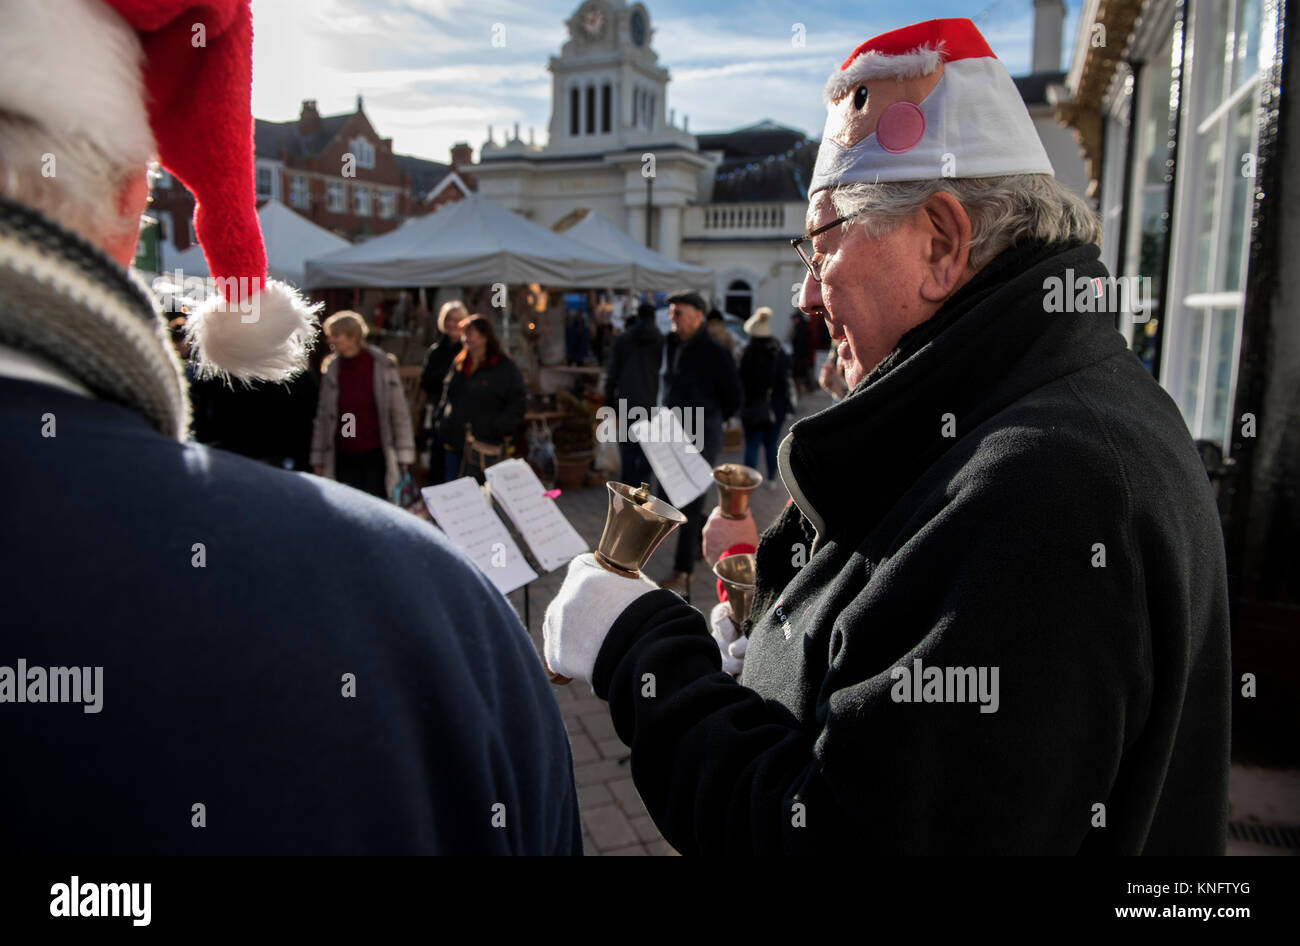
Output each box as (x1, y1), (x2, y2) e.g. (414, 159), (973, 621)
(657, 290), (742, 591)
(604, 302), (664, 487)
(542, 17), (1229, 854)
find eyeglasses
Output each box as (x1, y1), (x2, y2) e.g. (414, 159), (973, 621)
(791, 209), (867, 282)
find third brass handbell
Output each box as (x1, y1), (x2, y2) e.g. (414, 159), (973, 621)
(713, 463), (762, 520)
(594, 481), (688, 579)
(713, 553), (757, 628)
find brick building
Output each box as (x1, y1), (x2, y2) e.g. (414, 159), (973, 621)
(150, 97), (473, 257)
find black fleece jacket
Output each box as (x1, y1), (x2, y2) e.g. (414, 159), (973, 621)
(591, 241), (1231, 855)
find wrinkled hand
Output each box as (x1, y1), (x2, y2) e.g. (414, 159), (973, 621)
(702, 506), (759, 567)
(542, 553), (660, 687)
(709, 602), (747, 677)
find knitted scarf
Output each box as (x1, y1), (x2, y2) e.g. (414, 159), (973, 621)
(0, 195), (188, 440)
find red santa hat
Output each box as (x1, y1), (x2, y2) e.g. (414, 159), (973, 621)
(810, 18), (1055, 195)
(8, 0), (319, 381)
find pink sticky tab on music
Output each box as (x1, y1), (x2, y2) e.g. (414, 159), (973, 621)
(543, 489), (562, 499)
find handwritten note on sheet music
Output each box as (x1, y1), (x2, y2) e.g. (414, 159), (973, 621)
(421, 477), (537, 595)
(630, 408), (715, 508)
(483, 460), (588, 572)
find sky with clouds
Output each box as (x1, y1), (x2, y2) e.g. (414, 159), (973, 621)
(250, 0), (1082, 165)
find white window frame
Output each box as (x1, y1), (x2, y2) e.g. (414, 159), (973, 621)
(1161, 0), (1271, 447)
(350, 136), (375, 169)
(354, 186), (371, 217)
(378, 191), (396, 219)
(255, 165), (274, 199)
(290, 175), (310, 209)
(326, 181), (346, 213)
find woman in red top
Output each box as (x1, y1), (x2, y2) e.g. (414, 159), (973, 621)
(310, 311), (415, 499)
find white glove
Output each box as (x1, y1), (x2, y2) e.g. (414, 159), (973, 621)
(543, 553), (660, 686)
(702, 506), (759, 567)
(709, 601), (748, 677)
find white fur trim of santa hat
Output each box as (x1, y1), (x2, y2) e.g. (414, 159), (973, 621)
(823, 44), (945, 105)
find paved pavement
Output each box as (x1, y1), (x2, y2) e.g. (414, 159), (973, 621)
(503, 385), (834, 855)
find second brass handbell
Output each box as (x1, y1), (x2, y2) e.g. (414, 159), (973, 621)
(713, 463), (763, 520)
(713, 553), (757, 628)
(594, 481), (687, 579)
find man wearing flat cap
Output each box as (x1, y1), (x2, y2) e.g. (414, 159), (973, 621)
(544, 17), (1229, 854)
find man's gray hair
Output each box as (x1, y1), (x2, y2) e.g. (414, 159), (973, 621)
(0, 113), (148, 244)
(830, 174), (1102, 269)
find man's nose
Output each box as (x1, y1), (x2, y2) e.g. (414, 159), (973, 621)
(798, 271), (822, 314)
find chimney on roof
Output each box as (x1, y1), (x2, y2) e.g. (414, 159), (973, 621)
(1032, 0), (1065, 73)
(356, 93), (364, 113)
(451, 142), (473, 167)
(299, 100), (321, 137)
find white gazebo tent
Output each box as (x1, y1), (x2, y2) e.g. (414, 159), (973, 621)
(555, 209), (713, 291)
(303, 193), (634, 289)
(160, 198), (350, 288)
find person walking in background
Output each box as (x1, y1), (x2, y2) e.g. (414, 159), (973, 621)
(604, 302), (663, 487)
(436, 315), (527, 483)
(310, 310), (415, 500)
(706, 309), (739, 362)
(738, 307), (794, 485)
(418, 300), (467, 484)
(788, 310), (814, 393)
(658, 291), (743, 592)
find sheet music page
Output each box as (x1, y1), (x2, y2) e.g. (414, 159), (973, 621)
(630, 408), (712, 508)
(421, 477), (537, 594)
(483, 460), (588, 572)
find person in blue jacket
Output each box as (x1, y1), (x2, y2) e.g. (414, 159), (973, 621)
(0, 0), (579, 855)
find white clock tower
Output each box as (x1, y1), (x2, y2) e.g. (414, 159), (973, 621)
(475, 1), (714, 258)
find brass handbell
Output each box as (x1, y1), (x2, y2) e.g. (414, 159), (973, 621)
(546, 482), (688, 685)
(713, 463), (763, 519)
(594, 482), (687, 579)
(713, 553), (757, 628)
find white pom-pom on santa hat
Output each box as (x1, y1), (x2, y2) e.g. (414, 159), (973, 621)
(96, 0), (322, 380)
(187, 279), (321, 382)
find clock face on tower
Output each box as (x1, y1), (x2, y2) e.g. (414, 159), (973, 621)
(630, 9), (647, 46)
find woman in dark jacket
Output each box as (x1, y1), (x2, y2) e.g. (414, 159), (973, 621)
(418, 301), (467, 484)
(435, 315), (526, 482)
(739, 306), (794, 483)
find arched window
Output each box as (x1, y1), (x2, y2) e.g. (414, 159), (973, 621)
(724, 280), (753, 320)
(585, 85), (596, 134)
(569, 87), (579, 136)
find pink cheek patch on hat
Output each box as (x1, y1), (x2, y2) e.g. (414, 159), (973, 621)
(875, 101), (925, 154)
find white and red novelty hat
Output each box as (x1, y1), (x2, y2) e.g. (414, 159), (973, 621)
(810, 18), (1055, 195)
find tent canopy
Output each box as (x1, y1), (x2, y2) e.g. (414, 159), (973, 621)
(304, 193), (635, 289)
(162, 199), (349, 288)
(556, 209), (713, 292)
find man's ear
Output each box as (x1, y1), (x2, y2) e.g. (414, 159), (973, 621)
(917, 190), (974, 304)
(104, 168), (152, 268)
